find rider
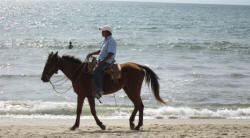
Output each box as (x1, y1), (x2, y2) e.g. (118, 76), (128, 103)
(86, 25), (117, 99)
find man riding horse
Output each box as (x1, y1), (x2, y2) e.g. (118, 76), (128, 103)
(41, 26), (167, 130)
(86, 25), (116, 99)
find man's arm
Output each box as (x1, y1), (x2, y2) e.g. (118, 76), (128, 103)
(98, 38), (116, 65)
(98, 53), (114, 65)
(86, 50), (100, 60)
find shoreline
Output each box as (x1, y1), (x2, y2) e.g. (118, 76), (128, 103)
(0, 118), (250, 137)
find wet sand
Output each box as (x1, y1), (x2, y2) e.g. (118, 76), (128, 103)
(0, 119), (250, 138)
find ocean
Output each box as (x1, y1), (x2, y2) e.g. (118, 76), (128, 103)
(0, 0), (250, 120)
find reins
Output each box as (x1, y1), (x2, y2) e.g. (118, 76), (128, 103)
(47, 55), (113, 104)
(48, 57), (82, 94)
(48, 56), (95, 94)
(49, 79), (72, 94)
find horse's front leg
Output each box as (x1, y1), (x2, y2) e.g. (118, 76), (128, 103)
(71, 96), (85, 130)
(88, 96), (106, 130)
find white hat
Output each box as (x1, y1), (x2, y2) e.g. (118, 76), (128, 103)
(99, 25), (112, 33)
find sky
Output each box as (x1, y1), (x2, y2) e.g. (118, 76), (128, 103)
(106, 0), (250, 5)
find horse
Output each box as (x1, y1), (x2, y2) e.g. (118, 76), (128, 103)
(41, 52), (167, 130)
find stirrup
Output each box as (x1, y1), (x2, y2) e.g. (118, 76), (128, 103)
(97, 98), (102, 104)
(95, 91), (103, 98)
(95, 91), (103, 103)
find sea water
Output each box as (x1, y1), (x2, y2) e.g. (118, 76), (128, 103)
(0, 0), (250, 119)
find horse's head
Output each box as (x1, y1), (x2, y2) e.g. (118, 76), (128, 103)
(41, 52), (59, 82)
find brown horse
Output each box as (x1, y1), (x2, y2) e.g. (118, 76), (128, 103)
(41, 52), (167, 130)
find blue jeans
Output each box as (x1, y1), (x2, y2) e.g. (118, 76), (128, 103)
(93, 63), (109, 93)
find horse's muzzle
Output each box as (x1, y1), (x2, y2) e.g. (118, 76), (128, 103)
(41, 75), (49, 82)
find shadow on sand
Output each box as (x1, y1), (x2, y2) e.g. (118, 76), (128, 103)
(76, 129), (152, 134)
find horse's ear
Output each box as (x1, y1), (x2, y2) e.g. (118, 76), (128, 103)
(55, 51), (58, 56)
(49, 52), (53, 57)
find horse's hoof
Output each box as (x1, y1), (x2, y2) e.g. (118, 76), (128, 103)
(134, 126), (140, 130)
(70, 126), (78, 131)
(130, 124), (135, 130)
(100, 125), (106, 130)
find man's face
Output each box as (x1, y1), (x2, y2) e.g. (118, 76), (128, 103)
(102, 31), (108, 37)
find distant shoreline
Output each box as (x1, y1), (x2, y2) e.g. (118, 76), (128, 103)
(99, 0), (250, 6)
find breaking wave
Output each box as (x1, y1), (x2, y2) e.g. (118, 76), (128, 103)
(1, 101), (250, 119)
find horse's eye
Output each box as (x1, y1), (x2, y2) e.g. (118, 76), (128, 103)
(47, 63), (53, 66)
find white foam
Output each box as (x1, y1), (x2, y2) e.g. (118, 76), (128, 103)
(144, 106), (250, 119)
(1, 101), (250, 119)
(0, 100), (76, 115)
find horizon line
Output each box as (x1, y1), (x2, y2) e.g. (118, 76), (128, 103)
(97, 0), (250, 6)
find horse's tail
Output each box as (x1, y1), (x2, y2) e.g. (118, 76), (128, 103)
(138, 64), (168, 105)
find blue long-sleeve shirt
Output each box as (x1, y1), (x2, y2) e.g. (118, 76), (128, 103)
(98, 35), (116, 64)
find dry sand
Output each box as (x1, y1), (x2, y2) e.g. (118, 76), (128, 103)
(0, 118), (250, 138)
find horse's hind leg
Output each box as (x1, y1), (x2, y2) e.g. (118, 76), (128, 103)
(135, 100), (144, 130)
(123, 87), (138, 129)
(129, 105), (139, 130)
(123, 86), (144, 130)
(88, 97), (106, 130)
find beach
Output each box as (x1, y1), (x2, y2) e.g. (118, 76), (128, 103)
(0, 119), (250, 138)
(1, 1), (250, 138)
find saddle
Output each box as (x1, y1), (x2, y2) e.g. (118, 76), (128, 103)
(85, 57), (122, 80)
(105, 63), (122, 80)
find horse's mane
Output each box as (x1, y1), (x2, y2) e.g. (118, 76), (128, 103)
(62, 55), (83, 64)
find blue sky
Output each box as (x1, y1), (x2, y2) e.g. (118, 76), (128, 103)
(106, 0), (250, 5)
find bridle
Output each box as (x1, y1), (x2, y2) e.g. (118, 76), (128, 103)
(46, 58), (72, 94)
(45, 62), (59, 81)
(46, 57), (92, 94)
(45, 55), (103, 103)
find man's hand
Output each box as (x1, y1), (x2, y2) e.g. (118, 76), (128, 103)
(86, 54), (92, 61)
(86, 50), (100, 61)
(97, 60), (105, 66)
